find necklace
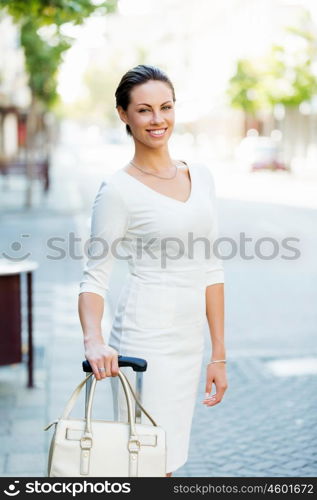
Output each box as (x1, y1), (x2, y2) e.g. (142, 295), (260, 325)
(129, 159), (178, 180)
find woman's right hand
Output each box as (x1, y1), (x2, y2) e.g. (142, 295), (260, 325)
(84, 337), (119, 380)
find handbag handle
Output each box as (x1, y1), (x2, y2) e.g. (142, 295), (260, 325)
(60, 370), (157, 430)
(108, 369), (157, 427)
(85, 370), (136, 438)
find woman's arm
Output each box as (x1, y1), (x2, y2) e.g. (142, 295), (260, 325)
(78, 292), (104, 343)
(204, 277), (227, 409)
(202, 165), (228, 406)
(206, 282), (225, 360)
(78, 180), (129, 380)
(78, 291), (119, 380)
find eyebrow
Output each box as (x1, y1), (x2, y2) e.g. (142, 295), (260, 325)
(135, 100), (173, 106)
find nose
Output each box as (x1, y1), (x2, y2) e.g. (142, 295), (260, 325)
(150, 110), (164, 125)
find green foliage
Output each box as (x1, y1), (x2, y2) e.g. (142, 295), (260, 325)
(0, 1), (117, 25)
(0, 0), (118, 107)
(227, 19), (317, 114)
(20, 20), (71, 107)
(227, 60), (268, 115)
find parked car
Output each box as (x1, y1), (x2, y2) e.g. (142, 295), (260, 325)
(236, 135), (290, 172)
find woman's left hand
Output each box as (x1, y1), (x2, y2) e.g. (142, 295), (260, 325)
(202, 363), (228, 406)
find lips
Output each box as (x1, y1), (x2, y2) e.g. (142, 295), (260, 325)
(146, 128), (167, 137)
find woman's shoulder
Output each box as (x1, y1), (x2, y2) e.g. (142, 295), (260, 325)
(92, 173), (130, 213)
(190, 162), (215, 182)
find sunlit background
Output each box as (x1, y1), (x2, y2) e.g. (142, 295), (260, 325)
(1, 0), (317, 191)
(1, 0), (317, 214)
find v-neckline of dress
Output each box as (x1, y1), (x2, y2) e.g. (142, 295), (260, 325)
(119, 162), (194, 206)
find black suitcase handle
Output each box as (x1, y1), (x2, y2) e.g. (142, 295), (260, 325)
(82, 355), (147, 373)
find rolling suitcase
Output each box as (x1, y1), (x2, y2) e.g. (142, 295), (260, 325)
(44, 355), (167, 477)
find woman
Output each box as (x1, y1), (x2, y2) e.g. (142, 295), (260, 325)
(78, 64), (227, 477)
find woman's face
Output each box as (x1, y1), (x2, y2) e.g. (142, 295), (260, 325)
(117, 79), (175, 147)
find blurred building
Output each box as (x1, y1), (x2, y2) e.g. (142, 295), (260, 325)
(0, 15), (31, 161)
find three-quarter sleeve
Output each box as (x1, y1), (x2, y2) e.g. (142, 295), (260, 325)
(203, 166), (225, 287)
(79, 180), (129, 299)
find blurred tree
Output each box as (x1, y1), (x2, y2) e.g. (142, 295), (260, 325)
(227, 59), (262, 115)
(20, 20), (72, 108)
(0, 0), (118, 205)
(0, 0), (118, 107)
(226, 15), (317, 137)
(226, 59), (268, 133)
(263, 27), (317, 107)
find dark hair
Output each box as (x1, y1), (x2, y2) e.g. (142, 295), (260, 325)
(115, 64), (176, 137)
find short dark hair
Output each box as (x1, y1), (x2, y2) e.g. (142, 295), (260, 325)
(115, 64), (176, 137)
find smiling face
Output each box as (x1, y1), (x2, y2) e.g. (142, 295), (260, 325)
(117, 79), (175, 147)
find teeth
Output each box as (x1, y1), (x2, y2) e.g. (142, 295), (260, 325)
(148, 129), (166, 135)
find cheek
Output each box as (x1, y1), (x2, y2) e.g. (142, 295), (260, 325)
(134, 114), (150, 129)
(167, 112), (175, 124)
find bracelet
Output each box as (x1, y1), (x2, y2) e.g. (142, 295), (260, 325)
(208, 359), (227, 365)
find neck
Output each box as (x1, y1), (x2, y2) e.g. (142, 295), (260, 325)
(132, 142), (174, 172)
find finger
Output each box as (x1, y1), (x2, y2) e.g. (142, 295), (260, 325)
(105, 358), (112, 378)
(90, 361), (101, 381)
(203, 394), (220, 406)
(100, 361), (107, 379)
(96, 358), (106, 379)
(204, 385), (227, 405)
(202, 394), (216, 403)
(205, 379), (213, 398)
(215, 383), (227, 401)
(203, 392), (216, 400)
(111, 356), (119, 376)
(204, 400), (219, 407)
(204, 380), (227, 402)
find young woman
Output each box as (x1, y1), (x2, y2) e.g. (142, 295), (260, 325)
(78, 64), (227, 477)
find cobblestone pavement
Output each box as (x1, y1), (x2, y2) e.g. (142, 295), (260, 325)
(0, 132), (316, 477)
(178, 355), (317, 477)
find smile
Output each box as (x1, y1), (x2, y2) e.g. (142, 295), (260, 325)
(146, 128), (167, 137)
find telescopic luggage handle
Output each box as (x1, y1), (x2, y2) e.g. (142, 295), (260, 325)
(82, 356), (147, 424)
(82, 356), (147, 373)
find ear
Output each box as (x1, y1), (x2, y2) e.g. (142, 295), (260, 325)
(116, 106), (128, 125)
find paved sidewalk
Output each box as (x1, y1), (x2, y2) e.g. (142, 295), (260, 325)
(0, 137), (316, 477)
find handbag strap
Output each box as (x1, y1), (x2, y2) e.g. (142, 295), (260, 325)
(122, 371), (157, 426)
(85, 371), (135, 437)
(60, 370), (157, 426)
(61, 374), (91, 419)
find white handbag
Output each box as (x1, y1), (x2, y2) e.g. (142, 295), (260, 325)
(43, 370), (167, 477)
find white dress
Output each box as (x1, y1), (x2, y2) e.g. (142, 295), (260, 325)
(79, 162), (224, 473)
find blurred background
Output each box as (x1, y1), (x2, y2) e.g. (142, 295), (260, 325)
(0, 0), (316, 478)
